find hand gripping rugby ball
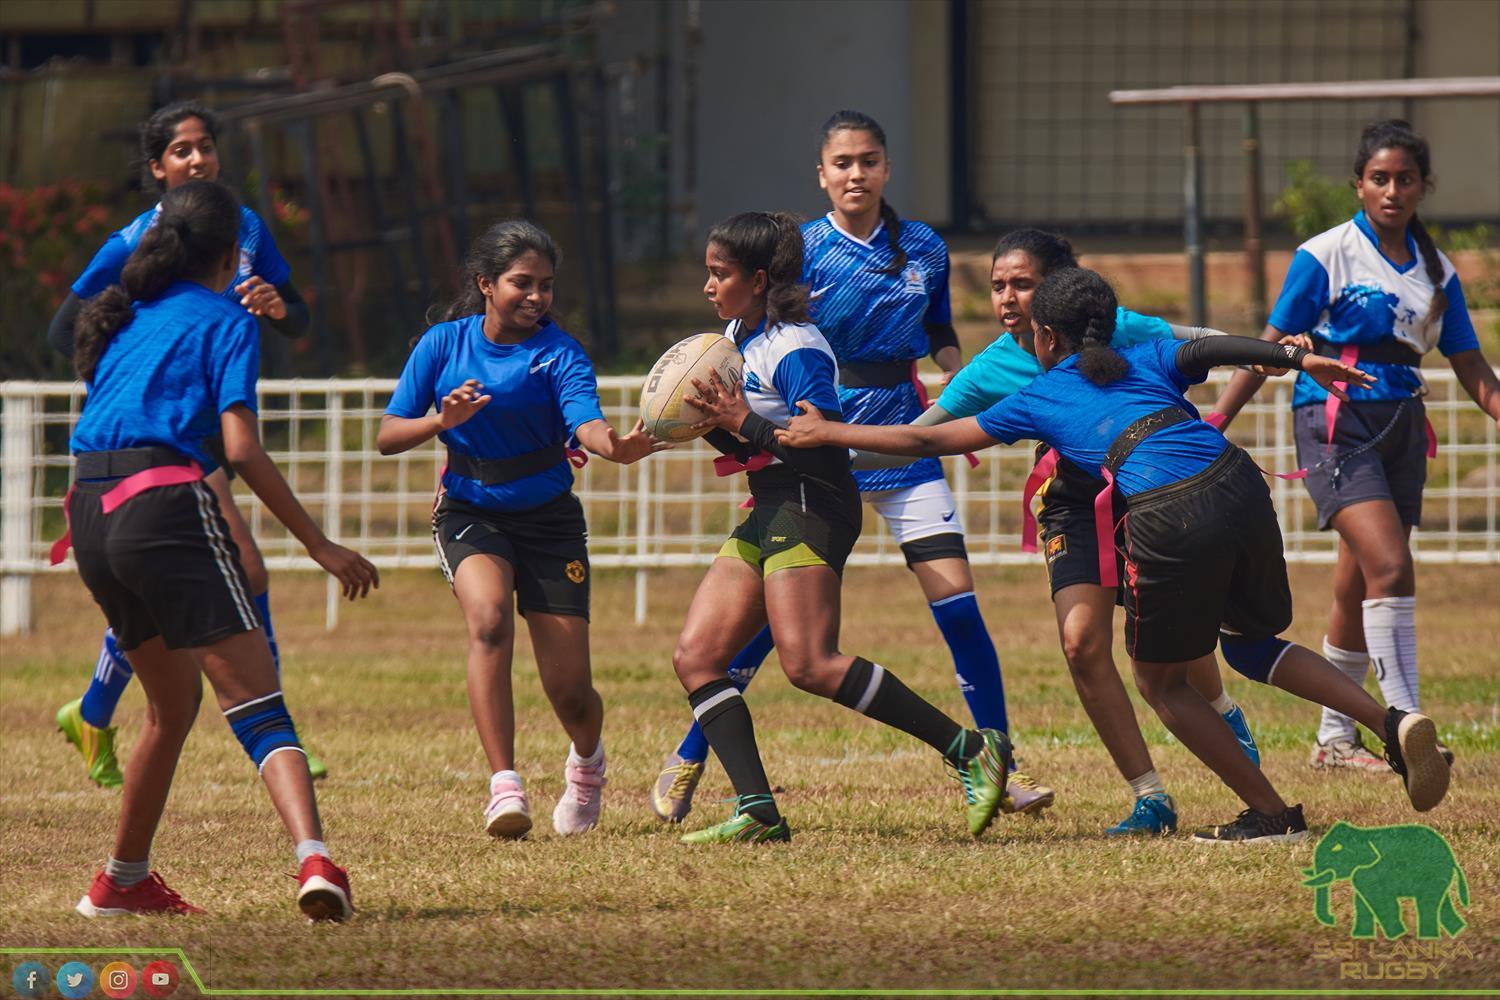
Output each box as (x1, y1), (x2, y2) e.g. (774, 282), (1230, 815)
(640, 333), (744, 442)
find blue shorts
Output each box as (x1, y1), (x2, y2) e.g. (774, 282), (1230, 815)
(1293, 399), (1427, 530)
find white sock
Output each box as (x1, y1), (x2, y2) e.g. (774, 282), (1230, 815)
(490, 770), (522, 790)
(294, 839), (329, 865)
(105, 855), (150, 888)
(1127, 768), (1166, 799)
(568, 741), (605, 768)
(1317, 637), (1369, 744)
(1363, 596), (1420, 712)
(1209, 690), (1236, 716)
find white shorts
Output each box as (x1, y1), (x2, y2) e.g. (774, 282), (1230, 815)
(862, 479), (965, 545)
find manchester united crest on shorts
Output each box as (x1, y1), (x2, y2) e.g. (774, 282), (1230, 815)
(566, 559), (586, 584)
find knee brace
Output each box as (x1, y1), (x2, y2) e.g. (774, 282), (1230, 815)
(1219, 633), (1292, 684)
(224, 691), (303, 771)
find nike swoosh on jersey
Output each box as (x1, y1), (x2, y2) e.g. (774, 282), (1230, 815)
(530, 359), (555, 373)
(810, 285), (835, 299)
(942, 510), (956, 521)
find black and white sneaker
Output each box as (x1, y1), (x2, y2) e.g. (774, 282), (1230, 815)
(1383, 708), (1450, 812)
(1192, 804), (1309, 844)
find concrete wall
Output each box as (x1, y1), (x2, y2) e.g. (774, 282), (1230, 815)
(692, 0), (924, 237)
(1413, 0), (1500, 220)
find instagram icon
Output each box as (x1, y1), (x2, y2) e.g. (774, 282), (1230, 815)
(101, 961), (138, 999)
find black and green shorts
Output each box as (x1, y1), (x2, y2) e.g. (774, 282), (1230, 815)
(719, 466), (862, 577)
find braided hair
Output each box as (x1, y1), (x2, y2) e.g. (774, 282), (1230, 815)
(818, 109), (906, 276)
(441, 220), (561, 323)
(1031, 267), (1126, 386)
(74, 180), (240, 381)
(1354, 119), (1447, 332)
(992, 228), (1079, 274)
(707, 211), (810, 328)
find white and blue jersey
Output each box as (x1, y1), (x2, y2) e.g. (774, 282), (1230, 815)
(1269, 212), (1478, 408)
(801, 213), (951, 492)
(975, 340), (1229, 497)
(937, 307), (1175, 419)
(71, 282), (260, 473)
(73, 204), (291, 302)
(729, 316), (842, 448)
(386, 316), (605, 512)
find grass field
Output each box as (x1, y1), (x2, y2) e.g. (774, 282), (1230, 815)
(2, 562), (1497, 996)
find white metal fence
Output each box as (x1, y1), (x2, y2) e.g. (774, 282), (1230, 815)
(3, 371), (1496, 634)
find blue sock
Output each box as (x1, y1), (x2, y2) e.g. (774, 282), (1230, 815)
(930, 592), (1008, 734)
(675, 624), (774, 763)
(253, 591), (280, 676)
(80, 628), (134, 728)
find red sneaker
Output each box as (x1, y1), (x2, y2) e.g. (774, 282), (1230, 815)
(297, 855), (353, 922)
(76, 870), (204, 917)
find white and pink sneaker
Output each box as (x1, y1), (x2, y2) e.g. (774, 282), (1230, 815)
(552, 742), (606, 836)
(485, 772), (532, 839)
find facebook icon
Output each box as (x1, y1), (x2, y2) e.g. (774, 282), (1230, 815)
(12, 961), (49, 998)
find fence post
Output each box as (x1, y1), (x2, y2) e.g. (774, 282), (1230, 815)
(325, 393), (343, 631)
(634, 452), (650, 625)
(1, 393), (36, 635)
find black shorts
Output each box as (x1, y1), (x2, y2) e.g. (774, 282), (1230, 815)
(1119, 447), (1293, 663)
(1033, 444), (1124, 600)
(432, 490), (591, 619)
(69, 479), (262, 651)
(1293, 399), (1427, 529)
(720, 466), (862, 576)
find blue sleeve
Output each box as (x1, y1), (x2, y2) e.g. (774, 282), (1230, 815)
(71, 234), (132, 298)
(773, 348), (842, 416)
(924, 247), (952, 325)
(1436, 274), (1479, 357)
(386, 330), (442, 418)
(1267, 249), (1329, 334)
(552, 341), (606, 433)
(250, 212), (291, 287)
(973, 393), (1035, 445)
(210, 314), (261, 415)
(1156, 339), (1198, 389)
(1111, 307), (1173, 347)
(936, 340), (1038, 418)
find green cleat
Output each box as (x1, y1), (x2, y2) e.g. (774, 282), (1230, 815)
(949, 728), (1013, 837)
(56, 698), (123, 789)
(306, 752), (329, 781)
(680, 795), (791, 845)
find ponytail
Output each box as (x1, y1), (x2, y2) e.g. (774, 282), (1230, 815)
(1408, 214), (1448, 333)
(872, 198), (907, 277)
(1031, 267), (1127, 386)
(75, 180), (239, 382)
(707, 211), (811, 328)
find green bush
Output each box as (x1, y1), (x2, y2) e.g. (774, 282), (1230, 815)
(1274, 160), (1358, 240)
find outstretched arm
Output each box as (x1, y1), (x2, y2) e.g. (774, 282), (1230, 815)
(777, 402), (997, 458)
(851, 402), (955, 469)
(574, 418), (670, 464)
(1211, 324), (1296, 427)
(1178, 335), (1373, 401)
(1449, 349), (1500, 428)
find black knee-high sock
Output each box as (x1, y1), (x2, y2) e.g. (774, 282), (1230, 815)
(834, 657), (983, 764)
(689, 679), (780, 824)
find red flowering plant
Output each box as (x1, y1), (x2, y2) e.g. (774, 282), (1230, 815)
(1, 181), (122, 378)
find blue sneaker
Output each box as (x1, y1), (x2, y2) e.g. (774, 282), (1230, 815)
(1104, 793), (1177, 837)
(1221, 705), (1261, 767)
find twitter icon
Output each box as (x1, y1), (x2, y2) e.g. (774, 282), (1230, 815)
(57, 962), (93, 999)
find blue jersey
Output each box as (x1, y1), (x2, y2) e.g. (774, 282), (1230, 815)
(975, 340), (1229, 497)
(71, 282), (260, 474)
(1269, 212), (1478, 407)
(386, 316), (605, 512)
(73, 204), (291, 303)
(801, 213), (952, 492)
(937, 307), (1175, 419)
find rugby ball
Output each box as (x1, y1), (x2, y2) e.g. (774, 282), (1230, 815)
(640, 333), (744, 442)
